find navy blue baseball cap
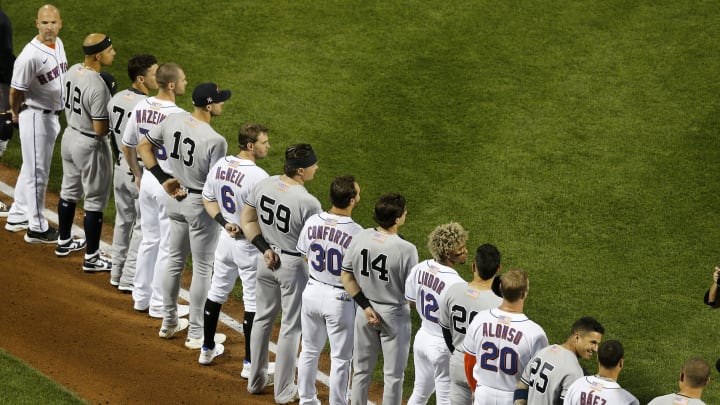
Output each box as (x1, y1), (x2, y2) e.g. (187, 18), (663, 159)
(192, 82), (231, 107)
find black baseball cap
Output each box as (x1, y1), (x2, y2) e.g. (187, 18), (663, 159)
(192, 82), (231, 107)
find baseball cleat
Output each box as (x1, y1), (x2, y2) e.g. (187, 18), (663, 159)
(158, 318), (189, 339)
(82, 251), (112, 272)
(109, 278), (120, 286)
(0, 201), (9, 217)
(185, 333), (226, 350)
(24, 226), (59, 244)
(241, 360), (275, 379)
(198, 343), (225, 365)
(117, 284), (133, 294)
(55, 238), (87, 256)
(4, 220), (28, 232)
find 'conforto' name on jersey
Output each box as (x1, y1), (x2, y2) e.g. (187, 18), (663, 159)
(305, 225), (353, 249)
(213, 166), (245, 187)
(482, 322), (524, 345)
(417, 269), (446, 295)
(135, 109), (167, 125)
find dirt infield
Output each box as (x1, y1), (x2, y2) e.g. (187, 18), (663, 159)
(0, 164), (394, 404)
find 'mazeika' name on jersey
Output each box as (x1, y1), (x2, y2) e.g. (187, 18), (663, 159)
(36, 62), (68, 85)
(482, 318), (523, 345)
(416, 265), (447, 295)
(134, 107), (167, 126)
(213, 165), (246, 187)
(305, 221), (353, 249)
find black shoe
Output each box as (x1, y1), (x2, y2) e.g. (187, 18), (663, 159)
(24, 227), (59, 244)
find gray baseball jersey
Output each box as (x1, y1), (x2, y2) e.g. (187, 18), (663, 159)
(121, 96), (184, 174)
(341, 228), (419, 305)
(563, 375), (639, 405)
(11, 37), (67, 111)
(108, 88), (147, 162)
(244, 175), (322, 252)
(520, 344), (584, 405)
(648, 394), (706, 405)
(146, 111), (227, 189)
(64, 63), (110, 134)
(439, 283), (503, 353)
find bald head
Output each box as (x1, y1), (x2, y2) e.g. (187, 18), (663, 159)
(36, 4), (62, 45)
(83, 33), (106, 47)
(38, 4), (60, 17)
(82, 33), (115, 67)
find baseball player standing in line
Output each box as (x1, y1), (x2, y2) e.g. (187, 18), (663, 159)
(296, 175), (364, 405)
(405, 222), (468, 405)
(240, 144), (322, 404)
(107, 54), (159, 291)
(341, 193), (419, 405)
(438, 243), (503, 405)
(463, 268), (549, 404)
(137, 82), (230, 341)
(6, 4), (67, 241)
(122, 62), (188, 319)
(55, 33), (116, 271)
(0, 4), (15, 161)
(514, 317), (604, 405)
(199, 123), (271, 371)
(563, 340), (639, 405)
(647, 358), (710, 405)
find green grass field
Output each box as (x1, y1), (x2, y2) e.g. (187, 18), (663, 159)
(2, 1), (720, 403)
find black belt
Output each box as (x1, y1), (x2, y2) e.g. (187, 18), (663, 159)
(186, 188), (202, 194)
(69, 125), (96, 138)
(27, 106), (62, 115)
(309, 275), (344, 289)
(281, 249), (301, 257)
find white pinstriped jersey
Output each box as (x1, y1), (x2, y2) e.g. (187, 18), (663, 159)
(202, 156), (269, 228)
(520, 344), (584, 405)
(63, 64), (111, 134)
(121, 96), (184, 173)
(463, 308), (548, 392)
(296, 212), (363, 288)
(146, 111), (227, 190)
(11, 37), (67, 111)
(108, 88), (147, 161)
(564, 375), (639, 405)
(438, 283), (502, 352)
(404, 259), (464, 337)
(341, 228), (418, 305)
(648, 394), (706, 405)
(244, 175), (322, 252)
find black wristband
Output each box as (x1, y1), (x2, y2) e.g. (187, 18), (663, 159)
(251, 234), (271, 253)
(353, 291), (371, 310)
(214, 213), (228, 227)
(149, 165), (172, 184)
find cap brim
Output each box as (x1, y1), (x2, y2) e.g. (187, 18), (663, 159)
(217, 89), (231, 103)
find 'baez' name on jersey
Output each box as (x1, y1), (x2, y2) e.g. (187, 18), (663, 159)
(482, 321), (523, 345)
(134, 109), (167, 126)
(213, 166), (245, 187)
(36, 62), (68, 85)
(305, 225), (353, 249)
(578, 391), (607, 405)
(417, 269), (447, 295)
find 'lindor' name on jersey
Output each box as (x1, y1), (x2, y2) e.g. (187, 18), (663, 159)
(36, 62), (68, 85)
(305, 222), (353, 249)
(213, 165), (246, 187)
(416, 266), (447, 295)
(481, 320), (523, 345)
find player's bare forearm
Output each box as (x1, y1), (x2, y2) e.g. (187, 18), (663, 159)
(239, 204), (262, 241)
(92, 119), (109, 137)
(122, 145), (143, 181)
(341, 271), (362, 296)
(513, 381), (529, 405)
(136, 137), (158, 169)
(8, 88), (25, 122)
(709, 267), (720, 304)
(203, 198), (241, 237)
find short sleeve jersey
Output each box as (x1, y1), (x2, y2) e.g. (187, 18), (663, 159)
(121, 96), (184, 173)
(296, 212), (364, 288)
(202, 156), (269, 228)
(11, 37), (68, 111)
(563, 375), (640, 405)
(647, 394), (706, 405)
(438, 283), (502, 352)
(404, 259), (464, 337)
(463, 308), (549, 392)
(63, 64), (111, 134)
(244, 175), (322, 252)
(107, 88), (148, 161)
(341, 228), (419, 305)
(146, 111), (227, 190)
(520, 344), (584, 405)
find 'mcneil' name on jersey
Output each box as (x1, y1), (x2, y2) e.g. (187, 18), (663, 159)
(578, 391), (606, 405)
(482, 321), (523, 345)
(416, 267), (446, 295)
(305, 223), (353, 249)
(134, 108), (167, 126)
(36, 62), (68, 85)
(213, 166), (245, 187)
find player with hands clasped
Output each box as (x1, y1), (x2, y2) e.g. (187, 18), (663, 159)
(199, 123), (271, 369)
(137, 83), (230, 342)
(647, 357), (710, 405)
(296, 175), (364, 405)
(340, 193), (419, 405)
(240, 143), (322, 404)
(6, 4), (67, 239)
(438, 243), (503, 405)
(56, 33), (116, 272)
(563, 339), (639, 405)
(107, 54), (159, 291)
(463, 268), (549, 404)
(405, 222), (468, 405)
(514, 317), (604, 405)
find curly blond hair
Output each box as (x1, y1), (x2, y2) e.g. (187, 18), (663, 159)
(427, 222), (468, 262)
